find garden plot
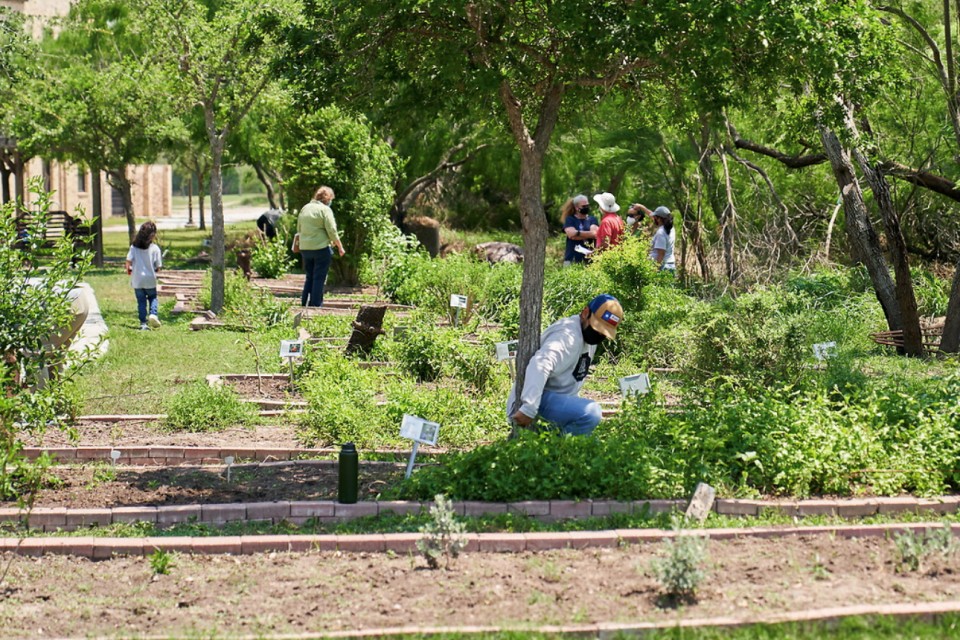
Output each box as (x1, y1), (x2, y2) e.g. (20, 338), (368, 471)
(2, 535), (960, 637)
(22, 419), (300, 449)
(3, 461), (403, 508)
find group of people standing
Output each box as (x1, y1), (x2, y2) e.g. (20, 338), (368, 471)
(561, 192), (675, 272)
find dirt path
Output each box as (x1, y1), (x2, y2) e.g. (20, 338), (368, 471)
(0, 535), (957, 637)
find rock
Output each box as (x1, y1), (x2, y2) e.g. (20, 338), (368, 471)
(475, 241), (523, 264)
(685, 482), (716, 523)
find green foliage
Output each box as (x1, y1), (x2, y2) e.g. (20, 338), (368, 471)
(250, 238), (293, 279)
(163, 382), (257, 432)
(893, 524), (959, 573)
(199, 271), (289, 327)
(650, 516), (710, 604)
(416, 494), (467, 570)
(148, 548), (176, 575)
(278, 104), (399, 285)
(688, 286), (808, 388)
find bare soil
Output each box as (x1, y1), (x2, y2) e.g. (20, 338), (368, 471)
(25, 421), (302, 449)
(2, 463), (404, 508)
(225, 376), (300, 401)
(1, 535), (959, 637)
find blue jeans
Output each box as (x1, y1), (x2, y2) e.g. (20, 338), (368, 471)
(134, 288), (158, 324)
(301, 247), (333, 307)
(537, 391), (603, 436)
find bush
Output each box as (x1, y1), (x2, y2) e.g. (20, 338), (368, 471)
(163, 382), (257, 432)
(251, 238), (293, 279)
(199, 271), (289, 327)
(651, 517), (709, 604)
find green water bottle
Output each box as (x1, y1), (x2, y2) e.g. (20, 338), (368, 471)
(338, 442), (359, 504)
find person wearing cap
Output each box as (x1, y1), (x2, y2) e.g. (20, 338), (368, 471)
(646, 205), (676, 272)
(561, 194), (598, 266)
(508, 294), (624, 436)
(593, 192), (625, 252)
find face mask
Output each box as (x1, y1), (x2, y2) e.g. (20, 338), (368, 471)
(582, 325), (606, 345)
(626, 216), (636, 226)
(578, 205), (590, 215)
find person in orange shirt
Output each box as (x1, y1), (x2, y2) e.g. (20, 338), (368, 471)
(593, 192), (625, 252)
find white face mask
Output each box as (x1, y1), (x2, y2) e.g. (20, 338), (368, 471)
(626, 216), (636, 226)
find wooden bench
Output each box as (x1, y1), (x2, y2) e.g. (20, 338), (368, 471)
(15, 210), (94, 252)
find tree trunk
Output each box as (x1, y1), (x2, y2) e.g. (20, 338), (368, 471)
(186, 177), (195, 227)
(208, 134), (226, 314)
(941, 265), (960, 352)
(253, 162), (277, 209)
(852, 147), (923, 356)
(499, 80), (563, 416)
(108, 168), (136, 244)
(693, 124), (727, 282)
(197, 169), (207, 231)
(818, 123), (903, 332)
(14, 150), (24, 215)
(718, 148), (742, 284)
(91, 170), (104, 268)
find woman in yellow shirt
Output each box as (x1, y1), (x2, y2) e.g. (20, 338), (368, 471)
(297, 186), (346, 307)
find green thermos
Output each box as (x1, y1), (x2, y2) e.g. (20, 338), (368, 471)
(338, 442), (359, 504)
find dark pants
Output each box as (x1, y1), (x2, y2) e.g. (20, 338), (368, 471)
(301, 247), (332, 307)
(134, 288), (158, 323)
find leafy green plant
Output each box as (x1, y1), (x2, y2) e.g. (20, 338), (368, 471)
(893, 524), (959, 573)
(163, 382), (257, 432)
(416, 494), (467, 569)
(148, 548), (176, 575)
(650, 516), (709, 604)
(251, 238), (293, 279)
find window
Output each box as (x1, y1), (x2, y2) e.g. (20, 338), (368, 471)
(77, 169), (87, 193)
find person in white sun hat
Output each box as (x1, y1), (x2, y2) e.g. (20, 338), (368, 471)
(593, 192), (625, 253)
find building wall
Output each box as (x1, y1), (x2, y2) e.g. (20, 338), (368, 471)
(6, 0), (174, 218)
(22, 158), (172, 220)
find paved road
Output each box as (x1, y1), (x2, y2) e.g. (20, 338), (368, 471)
(104, 204), (267, 232)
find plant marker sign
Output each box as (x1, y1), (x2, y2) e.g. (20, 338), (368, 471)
(400, 414), (440, 479)
(812, 341), (837, 361)
(496, 339), (519, 380)
(619, 373), (651, 398)
(450, 294), (469, 327)
(280, 339), (304, 381)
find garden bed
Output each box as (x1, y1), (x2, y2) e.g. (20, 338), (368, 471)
(24, 420), (301, 449)
(10, 462), (404, 508)
(1, 534), (959, 637)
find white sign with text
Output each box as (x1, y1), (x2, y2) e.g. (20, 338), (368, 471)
(449, 294), (469, 309)
(280, 340), (304, 358)
(495, 340), (519, 362)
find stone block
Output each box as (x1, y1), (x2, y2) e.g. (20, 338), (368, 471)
(685, 483), (716, 522)
(182, 447), (220, 460)
(219, 448), (259, 462)
(156, 505), (201, 526)
(246, 502), (291, 521)
(550, 500), (592, 519)
(255, 449), (294, 461)
(337, 534), (386, 552)
(41, 447), (77, 462)
(632, 500), (683, 516)
(148, 447), (185, 459)
(507, 501), (550, 516)
(57, 536), (95, 558)
(836, 500), (879, 518)
(66, 508), (112, 528)
(112, 507), (158, 524)
(383, 533), (422, 553)
(715, 499), (762, 517)
(478, 533), (525, 552)
(191, 537), (243, 554)
(200, 503), (246, 524)
(145, 536), (194, 554)
(461, 501), (506, 517)
(25, 508), (67, 529)
(796, 499), (838, 517)
(590, 501), (631, 517)
(94, 538), (145, 559)
(333, 502), (379, 519)
(377, 501), (424, 517)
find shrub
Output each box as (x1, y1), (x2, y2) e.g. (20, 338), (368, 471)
(651, 517), (709, 604)
(163, 382), (257, 432)
(251, 238), (293, 279)
(199, 271), (289, 327)
(417, 494), (467, 570)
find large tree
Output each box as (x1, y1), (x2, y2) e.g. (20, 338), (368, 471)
(298, 0), (894, 404)
(136, 0), (300, 313)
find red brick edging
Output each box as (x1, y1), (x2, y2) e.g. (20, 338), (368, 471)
(2, 522), (960, 559)
(4, 496), (960, 532)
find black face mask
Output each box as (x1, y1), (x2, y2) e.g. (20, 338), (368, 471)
(582, 325), (606, 345)
(578, 205), (591, 216)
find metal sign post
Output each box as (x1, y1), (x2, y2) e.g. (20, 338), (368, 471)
(280, 339), (304, 381)
(450, 294), (468, 327)
(400, 414), (441, 479)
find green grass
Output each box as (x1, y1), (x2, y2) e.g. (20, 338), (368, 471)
(100, 222), (260, 265)
(75, 270), (291, 414)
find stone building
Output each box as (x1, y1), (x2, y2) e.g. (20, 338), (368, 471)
(1, 0), (172, 219)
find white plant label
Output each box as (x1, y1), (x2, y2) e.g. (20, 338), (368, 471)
(495, 340), (519, 361)
(110, 449), (121, 464)
(574, 244), (593, 255)
(812, 341), (837, 361)
(400, 414), (440, 446)
(449, 294), (469, 309)
(279, 340), (304, 358)
(619, 373), (651, 397)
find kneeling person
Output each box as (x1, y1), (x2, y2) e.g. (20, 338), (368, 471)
(508, 294), (623, 436)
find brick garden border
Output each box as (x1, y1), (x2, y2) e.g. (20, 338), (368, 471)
(3, 522), (960, 558)
(4, 496), (960, 532)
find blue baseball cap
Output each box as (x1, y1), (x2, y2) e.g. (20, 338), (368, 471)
(586, 294), (623, 340)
